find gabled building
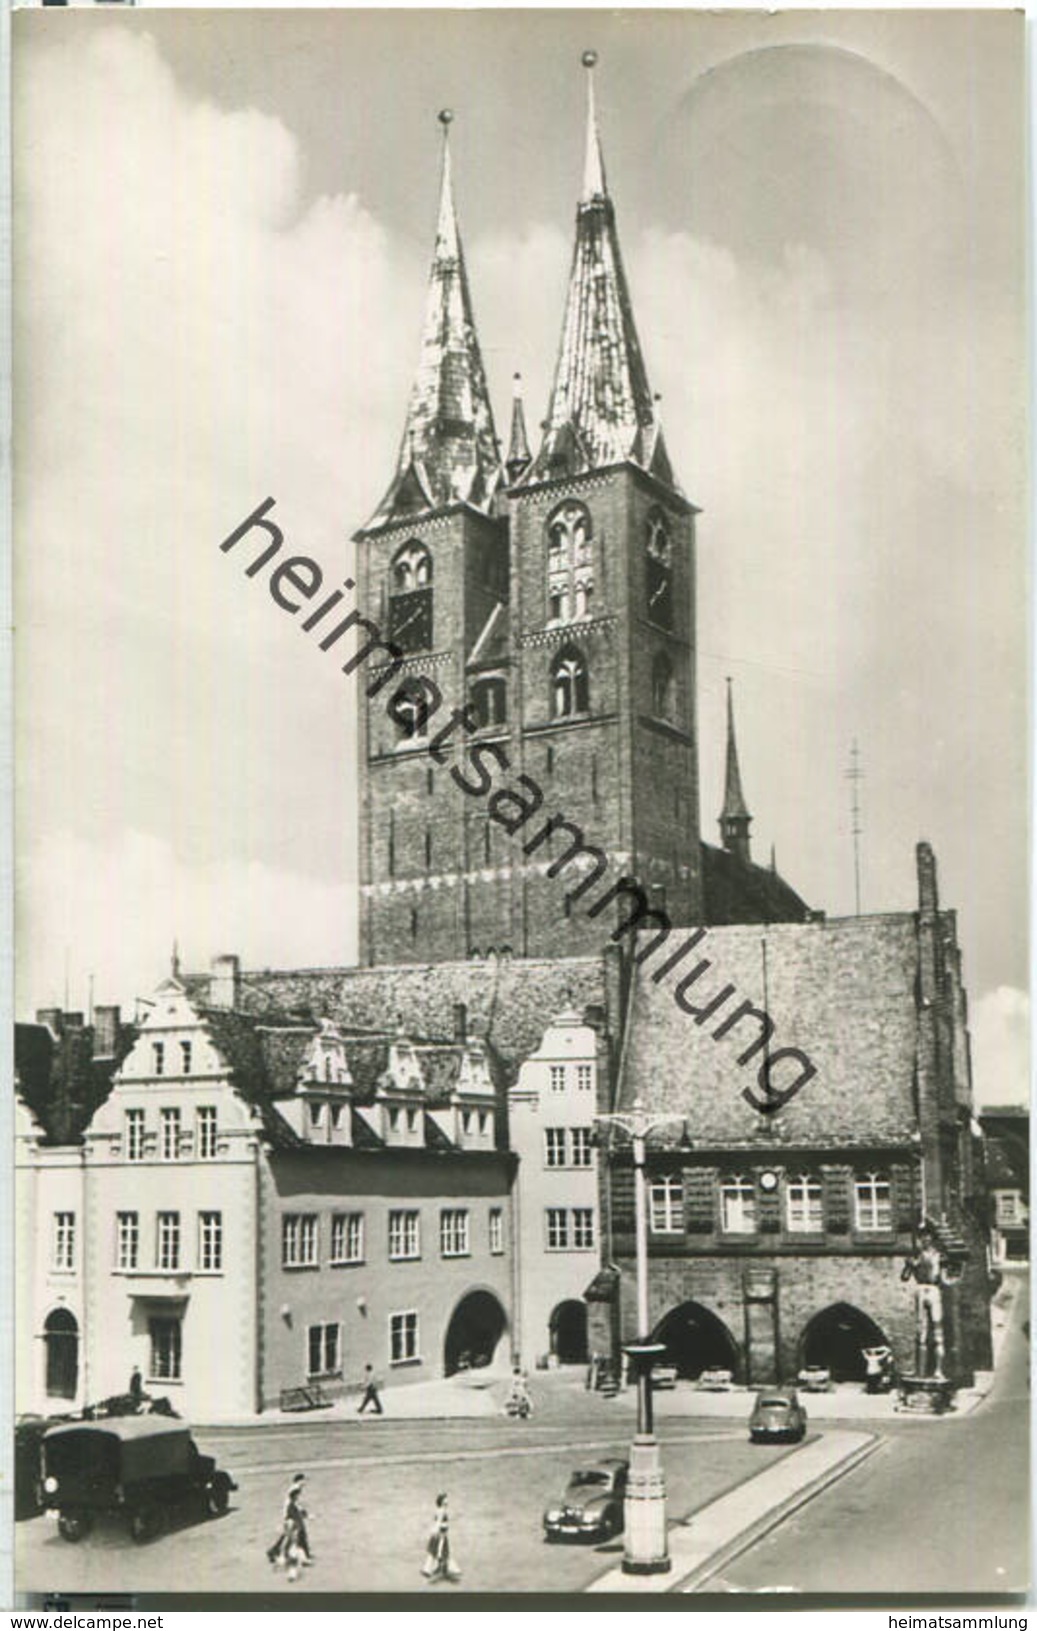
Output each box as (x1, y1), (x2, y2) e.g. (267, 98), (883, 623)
(979, 1107), (1029, 1265)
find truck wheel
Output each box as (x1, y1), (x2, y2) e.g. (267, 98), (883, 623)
(129, 1506), (161, 1543)
(58, 1510), (91, 1543)
(206, 1478), (230, 1517)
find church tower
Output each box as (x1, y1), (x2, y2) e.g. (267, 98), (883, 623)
(505, 53), (703, 953)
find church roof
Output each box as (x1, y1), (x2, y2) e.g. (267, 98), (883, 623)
(363, 115), (502, 529)
(619, 915), (927, 1149)
(524, 57), (668, 486)
(701, 843), (811, 925)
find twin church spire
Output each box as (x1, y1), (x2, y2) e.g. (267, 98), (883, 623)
(368, 53), (672, 530)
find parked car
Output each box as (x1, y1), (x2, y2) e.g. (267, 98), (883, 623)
(748, 1387), (807, 1444)
(41, 1417), (236, 1543)
(697, 1367), (734, 1391)
(651, 1363), (678, 1390)
(543, 1459), (628, 1542)
(797, 1365), (832, 1393)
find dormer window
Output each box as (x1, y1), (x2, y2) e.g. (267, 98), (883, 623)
(546, 501), (593, 625)
(551, 645), (589, 718)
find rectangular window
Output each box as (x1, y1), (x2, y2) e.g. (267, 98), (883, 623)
(720, 1176), (757, 1234)
(549, 1065), (566, 1093)
(116, 1210), (139, 1271)
(854, 1174), (892, 1233)
(650, 1175), (684, 1233)
(489, 1207), (504, 1255)
(390, 1310), (418, 1364)
(439, 1209), (469, 1257)
(546, 1207), (569, 1249)
(997, 1191), (1022, 1225)
(545, 1127), (567, 1167)
(786, 1174), (824, 1233)
(576, 1063), (593, 1092)
(570, 1127), (594, 1168)
(125, 1108), (145, 1162)
(180, 1040), (192, 1075)
(282, 1212), (319, 1268)
(52, 1212), (75, 1270)
(572, 1208), (595, 1249)
(153, 1041), (165, 1076)
(156, 1211), (180, 1271)
(330, 1212), (364, 1265)
(148, 1316), (182, 1382)
(198, 1211), (223, 1272)
(196, 1106), (217, 1160)
(307, 1322), (341, 1378)
(388, 1210), (420, 1261)
(160, 1107), (181, 1162)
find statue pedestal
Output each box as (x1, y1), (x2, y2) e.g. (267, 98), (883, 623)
(896, 1373), (957, 1414)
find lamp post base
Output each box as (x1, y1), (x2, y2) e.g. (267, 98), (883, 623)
(622, 1433), (671, 1575)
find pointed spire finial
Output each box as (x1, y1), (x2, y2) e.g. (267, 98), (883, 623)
(581, 49), (607, 203)
(506, 371), (532, 483)
(720, 677), (753, 864)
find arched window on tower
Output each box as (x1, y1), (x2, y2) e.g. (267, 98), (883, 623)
(651, 652), (676, 723)
(551, 645), (590, 719)
(469, 675), (507, 730)
(546, 501), (593, 626)
(645, 512), (673, 630)
(389, 540), (433, 651)
(390, 677), (439, 745)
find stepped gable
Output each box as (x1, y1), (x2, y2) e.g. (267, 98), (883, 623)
(620, 915), (923, 1147)
(702, 842), (812, 925)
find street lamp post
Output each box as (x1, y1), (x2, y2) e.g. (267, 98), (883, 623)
(594, 1095), (686, 1575)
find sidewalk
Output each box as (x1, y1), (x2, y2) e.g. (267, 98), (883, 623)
(586, 1429), (880, 1594)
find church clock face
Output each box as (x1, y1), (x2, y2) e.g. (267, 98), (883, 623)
(389, 588), (433, 652)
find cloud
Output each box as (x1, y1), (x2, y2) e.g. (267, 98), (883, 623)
(969, 986), (1030, 1108)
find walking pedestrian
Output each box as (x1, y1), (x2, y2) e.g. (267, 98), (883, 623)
(357, 1363), (384, 1415)
(421, 1492), (461, 1583)
(128, 1366), (144, 1409)
(267, 1473), (313, 1572)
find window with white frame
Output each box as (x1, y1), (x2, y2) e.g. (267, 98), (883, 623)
(156, 1211), (180, 1271)
(116, 1210), (139, 1270)
(854, 1173), (892, 1233)
(545, 1127), (567, 1167)
(389, 1210), (420, 1261)
(489, 1207), (504, 1254)
(330, 1212), (364, 1265)
(549, 1065), (566, 1092)
(148, 1316), (182, 1382)
(576, 1063), (593, 1092)
(650, 1174), (684, 1233)
(196, 1106), (217, 1160)
(52, 1212), (75, 1270)
(390, 1310), (418, 1364)
(282, 1213), (319, 1268)
(440, 1209), (469, 1258)
(308, 1322), (341, 1378)
(720, 1174), (757, 1234)
(571, 1127), (594, 1168)
(125, 1108), (145, 1162)
(180, 1040), (192, 1075)
(786, 1173), (824, 1233)
(572, 1208), (595, 1248)
(153, 1041), (165, 1076)
(546, 1208), (569, 1249)
(160, 1107), (181, 1162)
(197, 1211), (222, 1272)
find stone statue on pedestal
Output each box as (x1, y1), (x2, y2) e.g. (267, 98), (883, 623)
(900, 1226), (962, 1379)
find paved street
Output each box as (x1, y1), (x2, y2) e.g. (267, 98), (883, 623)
(698, 1275), (1031, 1597)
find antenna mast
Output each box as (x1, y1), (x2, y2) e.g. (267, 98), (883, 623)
(845, 740), (864, 916)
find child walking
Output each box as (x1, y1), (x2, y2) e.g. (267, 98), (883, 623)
(421, 1492), (461, 1584)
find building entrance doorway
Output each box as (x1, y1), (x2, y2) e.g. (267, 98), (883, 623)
(443, 1290), (508, 1376)
(549, 1299), (589, 1364)
(44, 1308), (79, 1400)
(653, 1300), (740, 1380)
(800, 1303), (890, 1381)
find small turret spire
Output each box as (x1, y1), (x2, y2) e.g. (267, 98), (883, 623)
(363, 110), (501, 528)
(506, 372), (532, 483)
(720, 677), (753, 865)
(581, 49), (607, 203)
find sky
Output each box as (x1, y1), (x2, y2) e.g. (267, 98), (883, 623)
(12, 9), (1028, 1106)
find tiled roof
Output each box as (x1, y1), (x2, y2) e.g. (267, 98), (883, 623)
(701, 842), (811, 925)
(619, 915), (925, 1147)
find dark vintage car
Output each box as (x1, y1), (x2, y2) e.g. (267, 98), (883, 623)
(748, 1387), (807, 1444)
(41, 1417), (236, 1542)
(543, 1458), (628, 1542)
